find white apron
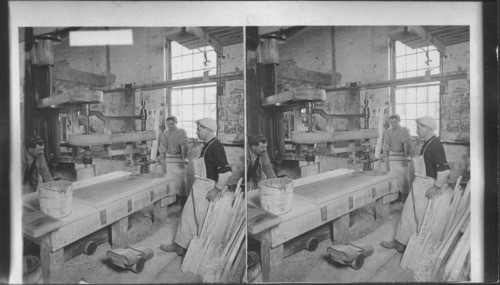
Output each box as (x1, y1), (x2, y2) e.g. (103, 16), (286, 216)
(174, 140), (216, 248)
(395, 138), (436, 244)
(388, 153), (410, 194)
(164, 156), (188, 197)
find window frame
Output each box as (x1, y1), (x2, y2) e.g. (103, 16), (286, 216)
(166, 40), (219, 138)
(390, 39), (443, 137)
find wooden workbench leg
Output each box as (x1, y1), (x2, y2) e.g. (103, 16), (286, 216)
(40, 240), (64, 283)
(375, 197), (389, 221)
(111, 217), (128, 249)
(260, 241), (284, 282)
(332, 213), (349, 245)
(153, 198), (168, 224)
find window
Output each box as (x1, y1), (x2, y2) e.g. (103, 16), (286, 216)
(170, 41), (218, 137)
(393, 41), (441, 135)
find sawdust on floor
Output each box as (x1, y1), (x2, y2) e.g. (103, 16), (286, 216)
(279, 201), (415, 283)
(42, 203), (199, 284)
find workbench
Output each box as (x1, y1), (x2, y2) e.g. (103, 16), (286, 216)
(23, 171), (174, 283)
(247, 169), (398, 282)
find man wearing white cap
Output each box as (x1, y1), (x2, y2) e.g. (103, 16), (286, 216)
(160, 117), (232, 256)
(381, 116), (450, 253)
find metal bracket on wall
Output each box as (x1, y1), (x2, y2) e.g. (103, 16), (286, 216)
(150, 190), (155, 201)
(349, 196), (354, 210)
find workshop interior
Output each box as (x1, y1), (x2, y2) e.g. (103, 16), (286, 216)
(19, 25), (472, 283)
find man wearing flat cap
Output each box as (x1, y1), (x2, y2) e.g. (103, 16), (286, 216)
(245, 133), (277, 190)
(227, 133), (277, 191)
(22, 136), (54, 194)
(381, 116), (450, 253)
(157, 116), (189, 206)
(160, 117), (232, 256)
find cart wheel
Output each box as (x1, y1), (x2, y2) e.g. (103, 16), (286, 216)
(131, 257), (146, 273)
(350, 254), (365, 270)
(305, 237), (319, 251)
(83, 241), (97, 255)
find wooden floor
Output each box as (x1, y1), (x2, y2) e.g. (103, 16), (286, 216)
(26, 204), (201, 284)
(26, 199), (413, 283)
(251, 200), (415, 283)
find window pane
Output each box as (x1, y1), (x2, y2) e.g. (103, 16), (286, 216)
(416, 52), (427, 70)
(416, 103), (428, 117)
(172, 57), (182, 74)
(204, 104), (216, 119)
(205, 87), (217, 103)
(171, 41), (183, 57)
(396, 88), (406, 104)
(172, 73), (180, 80)
(193, 70), (204, 78)
(207, 52), (217, 68)
(193, 52), (205, 71)
(407, 88), (416, 103)
(429, 50), (440, 67)
(193, 88), (204, 104)
(182, 56), (193, 72)
(182, 105), (193, 121)
(428, 102), (439, 118)
(193, 104), (204, 117)
(395, 41), (406, 56)
(182, 89), (193, 104)
(428, 86), (440, 102)
(406, 71), (416, 78)
(171, 89), (182, 105)
(395, 104), (404, 116)
(406, 103), (417, 119)
(395, 72), (405, 79)
(406, 54), (416, 71)
(430, 68), (440, 75)
(207, 68), (217, 76)
(416, 87), (427, 102)
(171, 106), (180, 118)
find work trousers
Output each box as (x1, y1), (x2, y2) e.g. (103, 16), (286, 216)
(395, 175), (434, 245)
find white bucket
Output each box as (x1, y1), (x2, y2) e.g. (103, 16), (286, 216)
(259, 177), (293, 215)
(38, 180), (73, 218)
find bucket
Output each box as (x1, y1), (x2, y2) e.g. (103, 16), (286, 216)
(38, 180), (73, 218)
(259, 177), (293, 215)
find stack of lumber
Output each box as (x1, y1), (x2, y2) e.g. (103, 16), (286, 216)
(181, 178), (246, 283)
(400, 177), (471, 282)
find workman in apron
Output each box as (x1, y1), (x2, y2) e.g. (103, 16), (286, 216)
(159, 117), (232, 256)
(157, 116), (189, 206)
(227, 133), (277, 191)
(381, 116), (450, 253)
(22, 136), (53, 195)
(380, 114), (411, 202)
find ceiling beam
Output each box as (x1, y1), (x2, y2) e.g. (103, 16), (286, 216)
(407, 26), (446, 54)
(185, 27), (223, 55)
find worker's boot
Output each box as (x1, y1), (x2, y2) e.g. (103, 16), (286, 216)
(159, 242), (187, 257)
(380, 240), (406, 253)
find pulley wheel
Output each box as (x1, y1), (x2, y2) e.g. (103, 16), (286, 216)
(83, 241), (97, 255)
(305, 237), (319, 251)
(350, 254), (365, 270)
(131, 257), (146, 273)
